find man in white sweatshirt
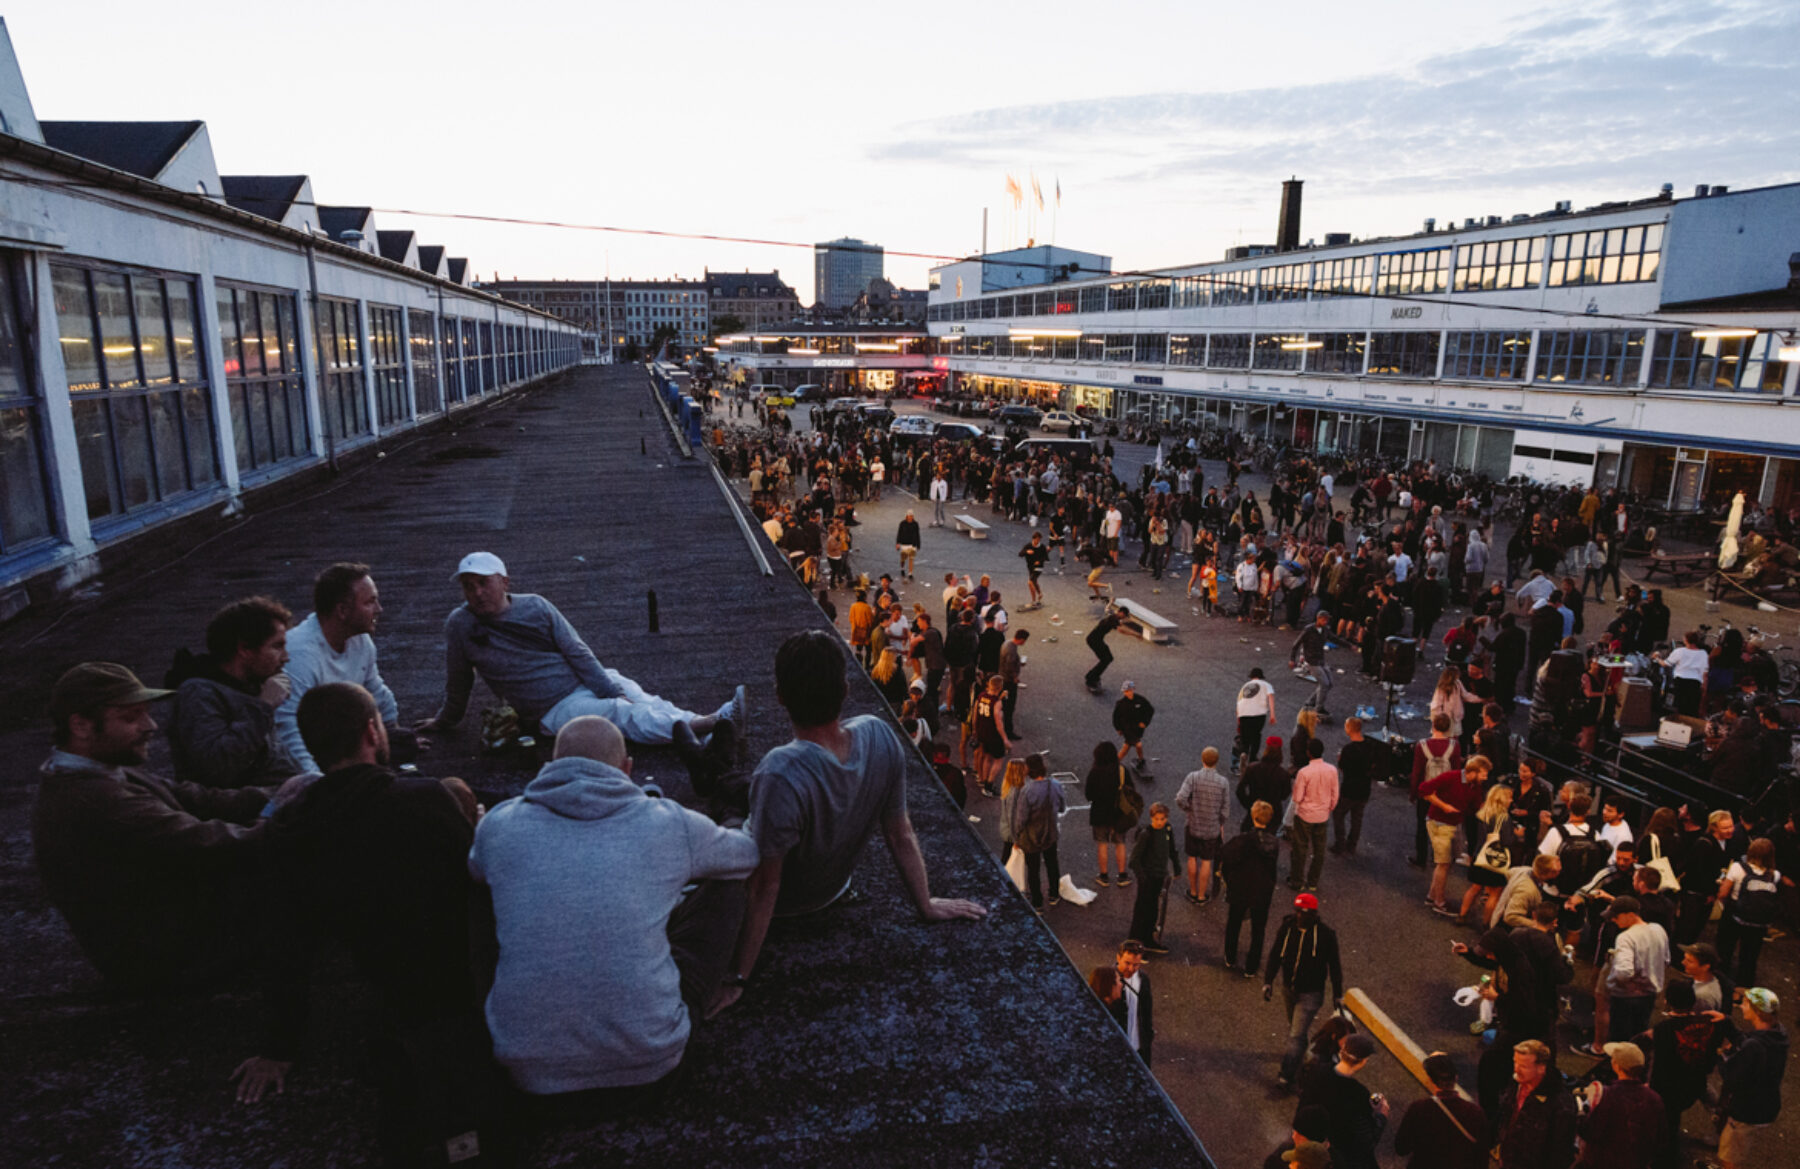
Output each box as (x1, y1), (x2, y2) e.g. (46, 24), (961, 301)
(275, 562), (412, 774)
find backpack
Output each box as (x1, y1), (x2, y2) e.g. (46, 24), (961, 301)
(1555, 822), (1612, 890)
(1416, 741), (1454, 795)
(1732, 867), (1782, 927)
(1117, 769), (1145, 827)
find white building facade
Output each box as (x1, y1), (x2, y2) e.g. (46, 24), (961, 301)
(926, 185), (1800, 513)
(0, 21), (581, 613)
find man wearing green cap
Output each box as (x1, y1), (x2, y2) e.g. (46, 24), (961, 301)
(1706, 987), (1789, 1169)
(33, 662), (276, 990)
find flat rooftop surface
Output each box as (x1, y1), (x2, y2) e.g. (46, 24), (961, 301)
(0, 367), (1211, 1168)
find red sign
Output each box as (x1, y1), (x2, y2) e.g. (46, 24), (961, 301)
(931, 356), (950, 371)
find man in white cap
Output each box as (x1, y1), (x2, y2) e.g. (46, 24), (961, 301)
(418, 553), (744, 783)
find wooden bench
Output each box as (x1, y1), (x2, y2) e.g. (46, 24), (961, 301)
(1115, 601), (1178, 644)
(952, 514), (990, 540)
(1642, 550), (1713, 584)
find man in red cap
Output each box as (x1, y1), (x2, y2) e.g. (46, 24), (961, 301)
(1264, 891), (1344, 1091)
(33, 662), (278, 991)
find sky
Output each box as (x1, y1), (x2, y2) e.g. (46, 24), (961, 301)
(10, 0), (1800, 305)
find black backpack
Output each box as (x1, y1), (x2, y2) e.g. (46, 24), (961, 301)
(1732, 868), (1782, 928)
(1556, 823), (1611, 891)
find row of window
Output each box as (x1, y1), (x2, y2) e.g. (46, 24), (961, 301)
(927, 223), (1668, 321)
(15, 255), (580, 553)
(945, 326), (1790, 393)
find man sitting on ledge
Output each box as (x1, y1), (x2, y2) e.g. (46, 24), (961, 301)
(709, 631), (986, 1018)
(417, 552), (744, 785)
(33, 662), (275, 992)
(472, 715), (758, 1110)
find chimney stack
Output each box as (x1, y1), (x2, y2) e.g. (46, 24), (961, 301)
(1277, 177), (1304, 252)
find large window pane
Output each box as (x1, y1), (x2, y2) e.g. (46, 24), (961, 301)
(133, 277), (172, 386)
(149, 390), (187, 497)
(70, 397), (116, 519)
(93, 272), (140, 389)
(112, 396), (153, 509)
(184, 385), (217, 485)
(0, 404), (52, 545)
(54, 266), (102, 393)
(167, 279), (198, 382)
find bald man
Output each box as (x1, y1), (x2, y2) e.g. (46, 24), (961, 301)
(470, 716), (758, 1103)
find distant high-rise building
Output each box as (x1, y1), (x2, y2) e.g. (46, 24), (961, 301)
(814, 237), (884, 309)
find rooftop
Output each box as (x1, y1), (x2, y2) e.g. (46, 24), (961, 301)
(39, 118), (202, 179)
(0, 365), (1211, 1168)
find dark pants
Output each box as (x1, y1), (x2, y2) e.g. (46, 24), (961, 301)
(1024, 845), (1062, 909)
(1332, 799), (1367, 852)
(1290, 819), (1327, 888)
(1235, 715), (1266, 767)
(1084, 640), (1114, 689)
(1413, 798), (1430, 865)
(1002, 678), (1019, 736)
(1225, 900), (1270, 971)
(1716, 916), (1768, 986)
(1130, 874), (1169, 942)
(1672, 677), (1702, 717)
(1675, 890), (1714, 946)
(1610, 993), (1655, 1041)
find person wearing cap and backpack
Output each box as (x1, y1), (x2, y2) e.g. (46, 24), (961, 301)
(1410, 714), (1463, 870)
(33, 663), (279, 992)
(1264, 892), (1345, 1090)
(417, 552), (746, 794)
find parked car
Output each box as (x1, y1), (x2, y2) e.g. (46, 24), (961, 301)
(855, 403), (896, 427)
(933, 421), (985, 444)
(995, 404), (1044, 427)
(889, 415), (936, 441)
(1040, 410), (1080, 433)
(752, 384), (796, 406)
(794, 383), (828, 403)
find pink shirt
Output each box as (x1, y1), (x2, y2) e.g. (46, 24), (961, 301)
(1291, 760), (1340, 825)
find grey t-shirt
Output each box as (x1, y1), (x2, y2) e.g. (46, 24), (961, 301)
(749, 715), (908, 915)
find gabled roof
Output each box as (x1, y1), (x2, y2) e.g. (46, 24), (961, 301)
(220, 175), (308, 221)
(376, 229), (416, 265)
(40, 120), (203, 180)
(417, 245), (446, 273)
(705, 270), (798, 298)
(447, 258), (470, 285)
(317, 205), (373, 240)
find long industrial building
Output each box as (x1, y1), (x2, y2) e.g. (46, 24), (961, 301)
(0, 21), (583, 614)
(921, 183), (1800, 511)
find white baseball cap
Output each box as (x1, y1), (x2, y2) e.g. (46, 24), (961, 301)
(453, 551), (507, 580)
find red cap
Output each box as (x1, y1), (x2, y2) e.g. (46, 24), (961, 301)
(1294, 893), (1319, 910)
(1266, 735), (1282, 748)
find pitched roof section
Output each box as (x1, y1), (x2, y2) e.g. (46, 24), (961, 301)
(447, 257), (469, 285)
(39, 120), (203, 180)
(376, 229), (417, 266)
(416, 245), (447, 277)
(220, 175), (307, 221)
(316, 205), (373, 241)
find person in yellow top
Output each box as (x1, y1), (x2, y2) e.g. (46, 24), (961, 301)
(846, 589), (876, 668)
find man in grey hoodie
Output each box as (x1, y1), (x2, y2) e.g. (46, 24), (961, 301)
(470, 715), (758, 1103)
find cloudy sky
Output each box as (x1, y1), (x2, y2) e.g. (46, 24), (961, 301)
(10, 0), (1798, 302)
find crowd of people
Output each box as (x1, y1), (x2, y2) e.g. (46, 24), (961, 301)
(30, 555), (986, 1165)
(713, 394), (1798, 1168)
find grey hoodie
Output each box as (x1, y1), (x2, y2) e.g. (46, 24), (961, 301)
(469, 755), (758, 1094)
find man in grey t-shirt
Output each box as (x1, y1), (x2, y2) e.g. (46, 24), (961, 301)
(710, 631), (986, 1018)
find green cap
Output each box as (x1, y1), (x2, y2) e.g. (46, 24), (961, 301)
(50, 663), (173, 723)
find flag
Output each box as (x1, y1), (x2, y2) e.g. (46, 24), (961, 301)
(1031, 174), (1044, 211)
(1003, 174), (1022, 209)
(1055, 176), (1061, 206)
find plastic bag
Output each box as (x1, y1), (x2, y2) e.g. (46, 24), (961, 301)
(1058, 874), (1098, 906)
(1005, 848), (1027, 891)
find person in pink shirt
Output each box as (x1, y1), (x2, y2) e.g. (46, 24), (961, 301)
(1288, 739), (1339, 893)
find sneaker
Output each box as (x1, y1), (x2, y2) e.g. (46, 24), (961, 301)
(1242, 967), (1258, 980)
(1223, 958), (1239, 972)
(1093, 874), (1109, 887)
(1571, 1043), (1609, 1060)
(1142, 941), (1171, 955)
(1184, 891), (1201, 905)
(1047, 897), (1061, 907)
(1115, 874), (1132, 887)
(1431, 903), (1458, 918)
